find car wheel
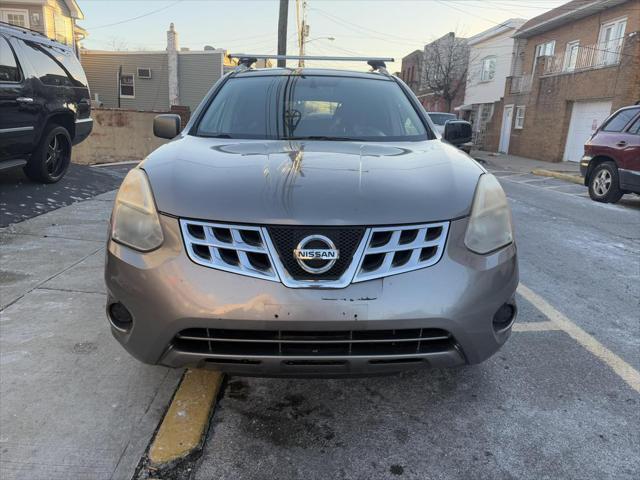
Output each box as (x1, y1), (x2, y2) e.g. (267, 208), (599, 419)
(24, 124), (72, 184)
(588, 161), (623, 203)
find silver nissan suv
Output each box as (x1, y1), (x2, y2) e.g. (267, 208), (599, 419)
(104, 60), (518, 376)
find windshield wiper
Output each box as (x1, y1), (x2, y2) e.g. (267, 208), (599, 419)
(283, 135), (363, 141)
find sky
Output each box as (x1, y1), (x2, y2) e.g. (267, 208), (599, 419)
(77, 0), (569, 72)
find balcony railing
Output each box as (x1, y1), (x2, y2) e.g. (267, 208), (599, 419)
(510, 75), (532, 94)
(543, 41), (624, 75)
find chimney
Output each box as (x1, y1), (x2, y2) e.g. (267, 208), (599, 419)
(167, 23), (179, 106)
(167, 22), (179, 52)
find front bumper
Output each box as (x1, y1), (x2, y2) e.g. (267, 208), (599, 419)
(580, 155), (592, 183)
(105, 215), (518, 376)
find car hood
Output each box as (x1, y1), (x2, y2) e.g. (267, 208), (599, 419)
(142, 136), (483, 226)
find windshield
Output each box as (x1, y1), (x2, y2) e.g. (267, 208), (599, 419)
(428, 113), (457, 125)
(196, 75), (429, 141)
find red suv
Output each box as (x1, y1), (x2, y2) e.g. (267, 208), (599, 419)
(580, 105), (640, 203)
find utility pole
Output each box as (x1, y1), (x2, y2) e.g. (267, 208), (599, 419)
(277, 0), (289, 68)
(296, 0), (309, 67)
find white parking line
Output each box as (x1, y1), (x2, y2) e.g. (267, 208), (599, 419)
(513, 321), (561, 332)
(518, 283), (640, 393)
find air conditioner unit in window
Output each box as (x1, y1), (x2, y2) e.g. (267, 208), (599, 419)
(137, 68), (152, 79)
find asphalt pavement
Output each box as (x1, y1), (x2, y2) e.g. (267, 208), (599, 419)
(0, 162), (638, 480)
(0, 163), (134, 227)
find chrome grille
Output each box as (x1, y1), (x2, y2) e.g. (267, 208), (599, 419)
(180, 219), (449, 286)
(180, 219), (279, 281)
(353, 222), (449, 282)
(173, 327), (455, 358)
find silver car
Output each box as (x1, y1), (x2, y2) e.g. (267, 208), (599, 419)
(105, 65), (518, 376)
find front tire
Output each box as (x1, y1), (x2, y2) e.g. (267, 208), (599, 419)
(588, 161), (623, 203)
(24, 124), (72, 183)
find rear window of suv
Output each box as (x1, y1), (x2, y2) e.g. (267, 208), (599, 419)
(20, 40), (87, 88)
(197, 75), (429, 141)
(0, 37), (21, 82)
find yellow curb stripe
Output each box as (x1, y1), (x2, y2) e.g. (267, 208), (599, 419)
(518, 283), (640, 393)
(530, 168), (584, 185)
(512, 321), (561, 332)
(148, 369), (224, 466)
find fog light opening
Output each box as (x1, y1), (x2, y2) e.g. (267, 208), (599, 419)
(108, 302), (133, 332)
(493, 303), (516, 334)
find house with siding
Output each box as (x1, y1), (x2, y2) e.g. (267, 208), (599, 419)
(0, 0), (85, 54)
(458, 19), (526, 149)
(80, 24), (224, 113)
(485, 0), (640, 162)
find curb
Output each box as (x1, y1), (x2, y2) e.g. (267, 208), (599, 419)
(531, 168), (584, 185)
(135, 369), (224, 478)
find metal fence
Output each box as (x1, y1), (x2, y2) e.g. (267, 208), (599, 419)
(543, 41), (624, 75)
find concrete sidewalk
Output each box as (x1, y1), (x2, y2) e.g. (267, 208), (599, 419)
(0, 191), (181, 480)
(473, 150), (581, 174)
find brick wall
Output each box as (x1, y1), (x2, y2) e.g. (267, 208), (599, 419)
(520, 1), (640, 77)
(485, 0), (640, 162)
(73, 109), (171, 165)
(500, 34), (639, 162)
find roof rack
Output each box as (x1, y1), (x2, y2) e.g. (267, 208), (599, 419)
(229, 54), (394, 74)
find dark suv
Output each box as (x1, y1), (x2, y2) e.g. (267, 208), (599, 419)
(580, 105), (640, 203)
(0, 22), (92, 183)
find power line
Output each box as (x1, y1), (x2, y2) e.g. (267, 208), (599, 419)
(85, 1), (185, 30)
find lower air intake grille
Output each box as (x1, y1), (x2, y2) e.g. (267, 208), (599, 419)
(267, 226), (365, 280)
(173, 328), (456, 357)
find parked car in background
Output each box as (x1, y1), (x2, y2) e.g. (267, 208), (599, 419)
(427, 112), (458, 135)
(580, 105), (640, 203)
(426, 112), (473, 154)
(0, 22), (92, 183)
(104, 61), (518, 377)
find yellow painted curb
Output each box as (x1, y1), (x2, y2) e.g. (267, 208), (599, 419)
(148, 369), (223, 467)
(531, 168), (584, 185)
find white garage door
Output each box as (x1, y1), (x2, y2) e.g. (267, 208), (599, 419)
(563, 100), (612, 162)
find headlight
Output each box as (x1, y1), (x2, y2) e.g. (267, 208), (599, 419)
(111, 168), (163, 252)
(464, 174), (513, 254)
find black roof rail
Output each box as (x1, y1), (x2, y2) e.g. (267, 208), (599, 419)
(228, 54), (394, 74)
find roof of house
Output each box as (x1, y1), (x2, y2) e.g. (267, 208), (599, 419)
(63, 0), (84, 20)
(514, 0), (630, 38)
(402, 50), (423, 61)
(467, 18), (526, 46)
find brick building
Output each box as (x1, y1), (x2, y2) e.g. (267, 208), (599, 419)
(485, 0), (640, 162)
(400, 34), (468, 113)
(400, 50), (424, 96)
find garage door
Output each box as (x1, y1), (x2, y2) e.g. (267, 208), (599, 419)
(563, 100), (612, 162)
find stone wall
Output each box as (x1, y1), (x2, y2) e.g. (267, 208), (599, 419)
(72, 109), (171, 165)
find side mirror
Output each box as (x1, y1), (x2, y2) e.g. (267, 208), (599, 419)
(443, 120), (472, 147)
(153, 114), (181, 139)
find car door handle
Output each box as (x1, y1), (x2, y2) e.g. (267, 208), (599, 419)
(16, 97), (34, 104)
(616, 141), (627, 147)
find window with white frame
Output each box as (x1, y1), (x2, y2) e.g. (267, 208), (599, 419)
(1, 9), (30, 28)
(119, 73), (135, 98)
(598, 17), (627, 65)
(53, 13), (71, 45)
(563, 40), (580, 71)
(535, 40), (555, 57)
(514, 106), (525, 129)
(481, 56), (496, 82)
